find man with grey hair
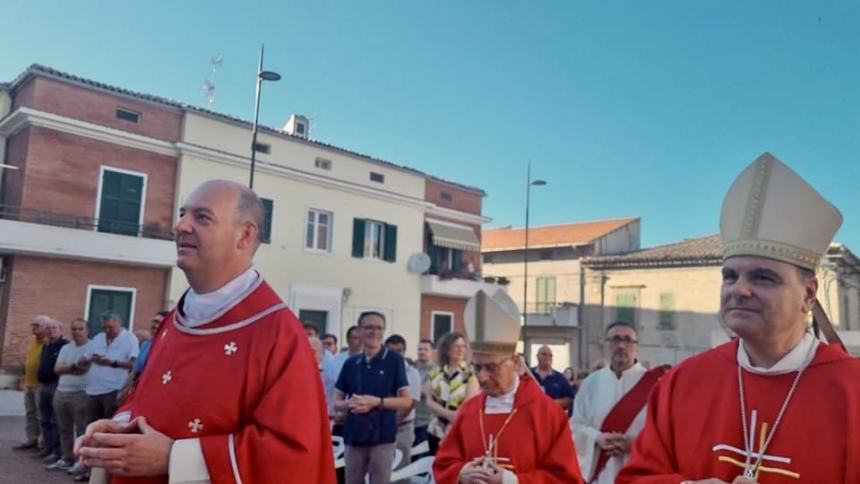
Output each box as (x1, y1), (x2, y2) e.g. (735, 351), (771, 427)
(49, 318), (91, 472)
(77, 180), (335, 483)
(36, 317), (69, 464)
(81, 310), (138, 424)
(13, 315), (48, 451)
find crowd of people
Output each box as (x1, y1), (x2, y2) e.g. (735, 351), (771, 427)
(10, 152), (858, 483)
(305, 309), (630, 484)
(12, 310), (164, 481)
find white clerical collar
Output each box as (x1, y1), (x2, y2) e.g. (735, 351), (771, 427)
(485, 376), (520, 414)
(182, 266), (259, 328)
(737, 331), (819, 375)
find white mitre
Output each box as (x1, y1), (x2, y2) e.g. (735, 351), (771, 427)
(463, 289), (522, 355)
(720, 152), (842, 270)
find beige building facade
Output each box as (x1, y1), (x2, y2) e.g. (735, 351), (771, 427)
(174, 111), (432, 352)
(582, 234), (860, 369)
(481, 218), (640, 369)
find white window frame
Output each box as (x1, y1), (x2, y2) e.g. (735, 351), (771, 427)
(431, 311), (455, 341)
(84, 284), (137, 331)
(94, 165), (148, 236)
(304, 208), (333, 254)
(363, 220), (385, 260)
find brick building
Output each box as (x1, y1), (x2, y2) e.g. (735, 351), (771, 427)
(0, 67), (177, 371)
(419, 177), (502, 343)
(0, 64), (498, 374)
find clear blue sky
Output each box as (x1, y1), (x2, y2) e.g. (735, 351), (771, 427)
(4, 1), (858, 250)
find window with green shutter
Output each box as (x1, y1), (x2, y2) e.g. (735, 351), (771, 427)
(260, 198), (273, 244)
(615, 292), (637, 325)
(383, 224), (397, 262)
(432, 312), (453, 344)
(352, 218), (366, 258)
(98, 168), (144, 236)
(86, 288), (134, 338)
(451, 249), (462, 272)
(658, 293), (675, 330)
(535, 276), (557, 314)
(351, 218), (397, 263)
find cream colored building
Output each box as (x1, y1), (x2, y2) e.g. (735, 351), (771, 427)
(172, 111), (433, 349)
(481, 218), (640, 369)
(582, 235), (860, 368)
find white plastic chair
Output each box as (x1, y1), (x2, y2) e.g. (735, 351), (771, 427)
(332, 435), (346, 469)
(390, 455), (435, 483)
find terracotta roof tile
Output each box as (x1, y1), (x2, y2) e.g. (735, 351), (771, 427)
(584, 234), (722, 268)
(482, 217), (638, 251)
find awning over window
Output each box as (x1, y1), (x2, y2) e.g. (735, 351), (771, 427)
(427, 220), (480, 252)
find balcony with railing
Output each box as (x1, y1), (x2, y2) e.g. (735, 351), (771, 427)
(521, 302), (579, 327)
(0, 204), (176, 267)
(421, 242), (507, 298)
(0, 204), (173, 239)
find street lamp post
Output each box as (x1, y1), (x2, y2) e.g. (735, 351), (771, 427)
(248, 44), (281, 189)
(522, 161), (546, 365)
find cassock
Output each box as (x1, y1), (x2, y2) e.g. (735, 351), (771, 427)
(571, 362), (647, 483)
(112, 274), (336, 484)
(433, 375), (584, 484)
(617, 337), (860, 483)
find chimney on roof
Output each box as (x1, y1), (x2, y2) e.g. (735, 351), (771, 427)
(284, 114), (309, 140)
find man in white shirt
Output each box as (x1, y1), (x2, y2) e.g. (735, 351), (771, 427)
(49, 318), (91, 472)
(322, 333), (339, 356)
(81, 311), (138, 424)
(324, 325), (363, 426)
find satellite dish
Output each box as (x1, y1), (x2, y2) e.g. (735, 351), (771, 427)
(408, 253), (432, 273)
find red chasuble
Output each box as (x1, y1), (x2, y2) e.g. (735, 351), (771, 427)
(433, 376), (585, 484)
(112, 280), (336, 484)
(617, 340), (860, 483)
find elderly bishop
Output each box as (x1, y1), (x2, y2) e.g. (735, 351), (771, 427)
(433, 290), (584, 484)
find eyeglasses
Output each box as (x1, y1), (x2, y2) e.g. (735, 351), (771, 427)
(605, 336), (638, 345)
(361, 325), (385, 333)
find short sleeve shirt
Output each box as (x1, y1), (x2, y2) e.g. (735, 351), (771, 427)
(57, 341), (91, 393)
(531, 368), (576, 400)
(427, 362), (477, 438)
(404, 363), (422, 422)
(336, 348), (408, 446)
(84, 330), (139, 396)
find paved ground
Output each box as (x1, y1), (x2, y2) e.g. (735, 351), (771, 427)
(0, 416), (77, 483)
(0, 390), (25, 417)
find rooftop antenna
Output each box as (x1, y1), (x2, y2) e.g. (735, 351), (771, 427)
(200, 53), (223, 110)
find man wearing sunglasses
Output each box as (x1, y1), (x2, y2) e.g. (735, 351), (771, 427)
(433, 290), (584, 484)
(571, 321), (664, 484)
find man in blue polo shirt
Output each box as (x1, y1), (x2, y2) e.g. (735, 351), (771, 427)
(531, 345), (576, 413)
(334, 312), (412, 484)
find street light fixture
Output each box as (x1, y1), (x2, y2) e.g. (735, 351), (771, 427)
(522, 160), (546, 365)
(248, 44), (281, 189)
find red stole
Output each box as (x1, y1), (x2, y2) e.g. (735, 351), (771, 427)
(590, 366), (666, 483)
